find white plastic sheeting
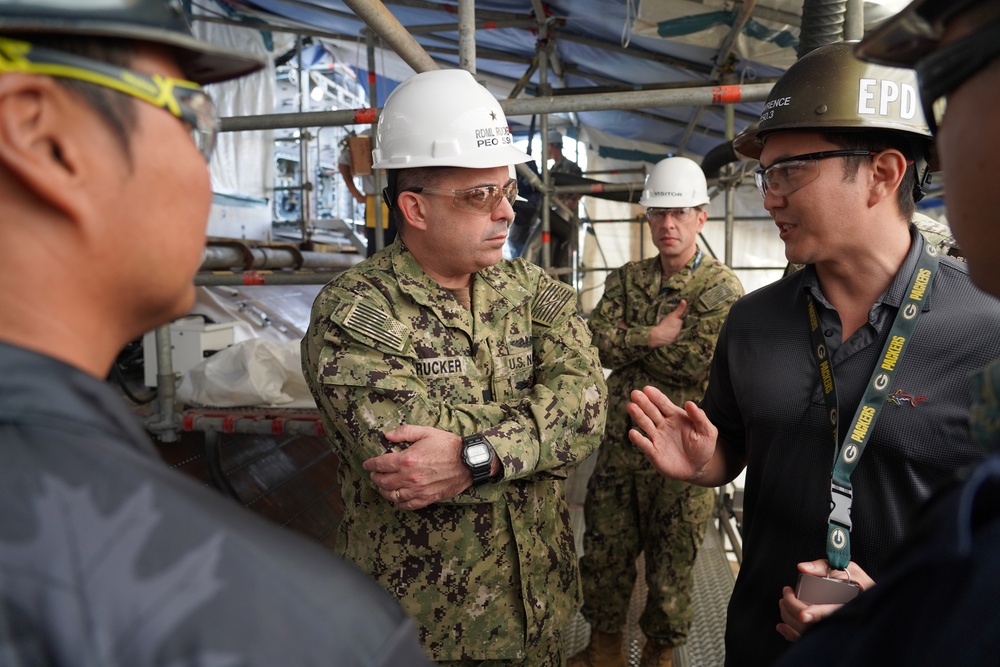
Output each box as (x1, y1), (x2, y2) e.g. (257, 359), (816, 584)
(193, 2), (275, 199)
(177, 338), (316, 408)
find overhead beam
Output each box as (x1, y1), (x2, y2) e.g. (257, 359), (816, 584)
(342, 0), (439, 73)
(221, 82), (773, 132)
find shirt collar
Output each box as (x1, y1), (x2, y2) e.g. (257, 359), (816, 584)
(801, 225), (931, 312)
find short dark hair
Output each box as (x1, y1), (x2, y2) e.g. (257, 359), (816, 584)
(12, 35), (139, 160)
(389, 166), (460, 232)
(821, 130), (923, 220)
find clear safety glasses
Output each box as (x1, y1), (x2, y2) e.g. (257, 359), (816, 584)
(0, 37), (219, 161)
(754, 150), (876, 199)
(409, 178), (518, 214)
(915, 20), (1000, 136)
(645, 206), (700, 223)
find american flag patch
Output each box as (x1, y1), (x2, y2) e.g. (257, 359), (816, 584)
(699, 284), (737, 311)
(343, 301), (408, 352)
(532, 281), (574, 326)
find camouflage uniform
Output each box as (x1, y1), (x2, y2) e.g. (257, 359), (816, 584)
(302, 241), (608, 662)
(912, 212), (963, 261)
(580, 251), (743, 645)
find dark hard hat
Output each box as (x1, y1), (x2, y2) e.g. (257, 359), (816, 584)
(0, 0), (264, 84)
(733, 41), (931, 160)
(855, 0), (993, 68)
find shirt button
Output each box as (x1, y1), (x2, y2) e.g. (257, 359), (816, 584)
(825, 329), (834, 337)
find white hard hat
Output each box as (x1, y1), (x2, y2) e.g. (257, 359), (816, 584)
(546, 129), (563, 146)
(372, 69), (532, 170)
(639, 157), (709, 208)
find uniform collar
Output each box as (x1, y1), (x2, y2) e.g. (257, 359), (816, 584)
(389, 242), (532, 335)
(801, 225), (932, 313)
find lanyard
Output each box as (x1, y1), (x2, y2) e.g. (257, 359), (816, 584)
(658, 249), (702, 296)
(808, 241), (940, 570)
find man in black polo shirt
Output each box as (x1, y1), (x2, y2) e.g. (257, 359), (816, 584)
(625, 41), (1000, 666)
(771, 1), (1000, 664)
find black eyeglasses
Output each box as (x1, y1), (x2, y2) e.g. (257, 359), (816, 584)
(916, 19), (1000, 135)
(0, 37), (219, 161)
(754, 150), (876, 199)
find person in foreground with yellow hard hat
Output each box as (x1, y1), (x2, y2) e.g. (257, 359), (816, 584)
(302, 68), (608, 666)
(0, 1), (429, 665)
(625, 41), (1000, 666)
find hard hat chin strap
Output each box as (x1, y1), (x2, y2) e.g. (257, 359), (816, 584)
(383, 170), (400, 210)
(911, 150), (933, 204)
(913, 158), (933, 203)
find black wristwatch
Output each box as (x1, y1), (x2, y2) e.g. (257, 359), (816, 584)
(461, 434), (495, 487)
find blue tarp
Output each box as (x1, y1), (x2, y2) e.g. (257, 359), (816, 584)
(218, 0), (790, 160)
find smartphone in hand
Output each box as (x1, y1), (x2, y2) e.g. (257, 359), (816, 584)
(795, 573), (861, 605)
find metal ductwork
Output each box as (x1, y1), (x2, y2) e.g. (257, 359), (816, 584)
(796, 0), (847, 58)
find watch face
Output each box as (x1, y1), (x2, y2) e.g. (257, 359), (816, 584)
(466, 443), (491, 465)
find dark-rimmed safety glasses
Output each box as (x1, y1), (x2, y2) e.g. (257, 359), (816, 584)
(0, 37), (219, 161)
(645, 207), (700, 223)
(754, 150), (877, 199)
(915, 19), (1000, 136)
(408, 178), (518, 214)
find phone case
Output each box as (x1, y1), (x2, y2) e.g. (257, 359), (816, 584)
(795, 573), (861, 605)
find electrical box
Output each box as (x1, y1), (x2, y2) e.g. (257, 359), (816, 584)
(142, 318), (237, 387)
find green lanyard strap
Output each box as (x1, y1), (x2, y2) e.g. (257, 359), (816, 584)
(807, 241), (940, 571)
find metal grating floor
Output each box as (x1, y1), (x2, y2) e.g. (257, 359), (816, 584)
(564, 461), (735, 666)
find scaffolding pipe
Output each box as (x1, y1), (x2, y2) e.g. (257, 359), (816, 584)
(844, 0), (864, 41)
(146, 325), (180, 443)
(585, 168), (647, 176)
(550, 181), (645, 195)
(194, 271), (351, 287)
(295, 36), (312, 238)
(724, 98), (736, 267)
(182, 413), (326, 438)
(367, 32), (386, 253)
(341, 0), (439, 73)
(458, 0), (476, 73)
(679, 0), (759, 152)
(200, 245), (361, 271)
(537, 15), (552, 271)
(221, 82), (773, 133)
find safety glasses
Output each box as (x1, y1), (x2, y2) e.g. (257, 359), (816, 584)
(0, 37), (219, 161)
(754, 150), (876, 199)
(915, 20), (1000, 136)
(409, 178), (518, 214)
(645, 206), (700, 223)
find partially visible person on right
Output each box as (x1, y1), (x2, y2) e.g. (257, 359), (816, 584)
(775, 0), (1000, 664)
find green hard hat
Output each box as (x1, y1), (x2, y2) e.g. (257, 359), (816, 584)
(0, 0), (264, 84)
(733, 41), (932, 160)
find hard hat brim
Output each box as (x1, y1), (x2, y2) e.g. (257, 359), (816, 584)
(0, 17), (265, 84)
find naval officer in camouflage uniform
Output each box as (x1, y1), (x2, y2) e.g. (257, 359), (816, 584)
(570, 158), (743, 667)
(302, 68), (608, 666)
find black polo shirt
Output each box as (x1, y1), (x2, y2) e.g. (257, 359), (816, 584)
(704, 229), (1000, 666)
